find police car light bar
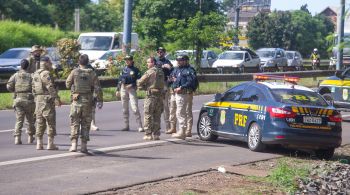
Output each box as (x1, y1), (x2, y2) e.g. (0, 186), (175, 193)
(254, 74), (300, 84)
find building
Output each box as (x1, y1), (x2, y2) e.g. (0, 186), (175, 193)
(227, 0), (271, 46)
(320, 6), (350, 32)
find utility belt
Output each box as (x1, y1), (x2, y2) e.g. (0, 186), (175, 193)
(146, 88), (163, 96)
(15, 92), (34, 100)
(72, 93), (92, 101)
(122, 83), (136, 90)
(175, 88), (193, 94)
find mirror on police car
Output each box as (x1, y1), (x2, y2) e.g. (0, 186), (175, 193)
(335, 70), (344, 79)
(214, 93), (223, 101)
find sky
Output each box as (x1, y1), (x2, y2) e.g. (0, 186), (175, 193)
(271, 0), (345, 15)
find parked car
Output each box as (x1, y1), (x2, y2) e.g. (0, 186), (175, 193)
(197, 74), (342, 159)
(0, 47), (62, 74)
(212, 50), (260, 73)
(286, 51), (303, 70)
(91, 49), (136, 70)
(174, 50), (217, 68)
(256, 48), (288, 71)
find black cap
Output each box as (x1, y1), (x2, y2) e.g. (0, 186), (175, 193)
(157, 47), (166, 52)
(124, 55), (133, 60)
(182, 55), (189, 61)
(176, 55), (184, 61)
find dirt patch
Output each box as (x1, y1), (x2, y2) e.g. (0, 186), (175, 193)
(94, 145), (350, 195)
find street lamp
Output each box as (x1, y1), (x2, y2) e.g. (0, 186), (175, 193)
(233, 0), (255, 46)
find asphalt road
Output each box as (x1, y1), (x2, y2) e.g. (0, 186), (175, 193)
(0, 94), (349, 195)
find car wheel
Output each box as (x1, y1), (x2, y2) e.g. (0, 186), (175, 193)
(247, 122), (265, 152)
(322, 93), (334, 106)
(197, 112), (218, 141)
(315, 148), (335, 160)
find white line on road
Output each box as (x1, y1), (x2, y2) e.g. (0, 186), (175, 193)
(0, 138), (187, 167)
(0, 129), (13, 133)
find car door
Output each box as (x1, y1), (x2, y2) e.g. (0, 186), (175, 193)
(239, 85), (267, 136)
(244, 52), (254, 67)
(208, 51), (217, 67)
(216, 84), (247, 135)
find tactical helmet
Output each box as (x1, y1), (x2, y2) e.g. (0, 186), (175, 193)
(124, 55), (133, 60)
(313, 48), (318, 52)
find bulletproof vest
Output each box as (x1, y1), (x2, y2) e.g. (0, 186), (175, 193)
(32, 69), (47, 95)
(72, 68), (93, 94)
(150, 67), (164, 90)
(14, 71), (32, 93)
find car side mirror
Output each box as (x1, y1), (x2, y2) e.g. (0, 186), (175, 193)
(208, 56), (213, 60)
(214, 93), (223, 101)
(335, 70), (344, 79)
(294, 56), (299, 59)
(245, 58), (250, 62)
(276, 55), (281, 58)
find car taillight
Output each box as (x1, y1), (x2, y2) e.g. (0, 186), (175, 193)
(329, 114), (342, 122)
(268, 107), (296, 118)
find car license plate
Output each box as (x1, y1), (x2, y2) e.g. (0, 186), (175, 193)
(303, 116), (322, 124)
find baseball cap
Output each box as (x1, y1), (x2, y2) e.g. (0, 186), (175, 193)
(124, 55), (133, 60)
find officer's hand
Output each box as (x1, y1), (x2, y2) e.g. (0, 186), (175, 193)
(115, 91), (121, 97)
(97, 102), (103, 109)
(126, 84), (133, 90)
(174, 87), (182, 93)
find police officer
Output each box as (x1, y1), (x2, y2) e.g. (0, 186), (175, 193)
(171, 55), (196, 140)
(66, 54), (103, 153)
(155, 47), (173, 132)
(117, 55), (143, 132)
(27, 45), (44, 73)
(137, 57), (165, 140)
(32, 56), (61, 150)
(7, 59), (35, 145)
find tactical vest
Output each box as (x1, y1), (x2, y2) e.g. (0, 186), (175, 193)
(72, 68), (93, 94)
(32, 69), (47, 95)
(14, 72), (32, 93)
(150, 68), (164, 90)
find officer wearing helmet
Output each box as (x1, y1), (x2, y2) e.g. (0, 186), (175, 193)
(311, 48), (320, 70)
(27, 45), (44, 73)
(170, 55), (197, 139)
(7, 59), (35, 145)
(66, 54), (103, 153)
(155, 47), (173, 132)
(32, 56), (61, 150)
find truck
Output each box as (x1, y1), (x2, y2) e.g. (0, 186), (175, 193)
(77, 32), (139, 61)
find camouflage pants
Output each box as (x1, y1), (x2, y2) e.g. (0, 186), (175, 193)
(162, 87), (170, 130)
(13, 98), (35, 137)
(69, 95), (93, 142)
(175, 93), (190, 136)
(35, 95), (56, 138)
(186, 92), (194, 134)
(120, 86), (142, 128)
(144, 95), (163, 136)
(169, 92), (177, 130)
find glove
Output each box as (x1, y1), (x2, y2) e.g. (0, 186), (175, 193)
(97, 102), (103, 109)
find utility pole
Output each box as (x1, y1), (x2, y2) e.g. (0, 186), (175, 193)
(337, 0), (345, 70)
(74, 8), (80, 32)
(123, 0), (133, 55)
(195, 0), (203, 72)
(234, 0), (240, 46)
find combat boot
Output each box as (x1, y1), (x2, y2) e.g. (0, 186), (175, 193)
(143, 135), (152, 140)
(152, 135), (160, 140)
(69, 139), (77, 152)
(171, 133), (186, 140)
(138, 127), (144, 132)
(185, 131), (192, 137)
(166, 128), (176, 134)
(47, 137), (59, 150)
(36, 137), (43, 150)
(27, 135), (35, 144)
(90, 120), (99, 131)
(15, 136), (22, 145)
(81, 140), (88, 153)
(121, 126), (130, 131)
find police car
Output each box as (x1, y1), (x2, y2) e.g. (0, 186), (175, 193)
(197, 75), (342, 160)
(318, 67), (350, 110)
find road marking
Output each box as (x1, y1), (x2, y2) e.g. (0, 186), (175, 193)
(0, 129), (13, 133)
(0, 138), (189, 167)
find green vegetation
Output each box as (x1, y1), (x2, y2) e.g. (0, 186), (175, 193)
(0, 20), (76, 53)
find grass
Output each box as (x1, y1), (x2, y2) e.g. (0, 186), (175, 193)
(0, 78), (326, 110)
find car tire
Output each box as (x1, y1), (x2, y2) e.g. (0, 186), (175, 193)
(315, 148), (335, 160)
(322, 93), (334, 106)
(197, 112), (218, 141)
(247, 122), (265, 152)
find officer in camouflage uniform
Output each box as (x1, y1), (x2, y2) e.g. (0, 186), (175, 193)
(138, 57), (165, 140)
(32, 57), (61, 150)
(117, 55), (143, 132)
(155, 47), (173, 132)
(66, 54), (103, 153)
(167, 65), (178, 134)
(27, 45), (44, 73)
(7, 59), (35, 145)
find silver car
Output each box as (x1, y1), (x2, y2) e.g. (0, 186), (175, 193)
(285, 51), (303, 68)
(256, 48), (288, 71)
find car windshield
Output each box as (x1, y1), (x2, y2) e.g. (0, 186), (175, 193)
(286, 52), (294, 59)
(219, 52), (244, 60)
(47, 48), (60, 61)
(99, 51), (122, 60)
(257, 50), (275, 58)
(271, 89), (328, 107)
(79, 36), (112, 51)
(0, 50), (30, 59)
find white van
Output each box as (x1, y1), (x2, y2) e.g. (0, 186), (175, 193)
(78, 32), (139, 61)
